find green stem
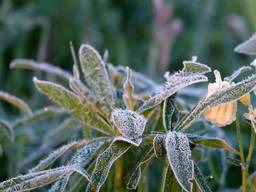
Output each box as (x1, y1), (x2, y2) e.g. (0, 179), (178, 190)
(246, 120), (256, 163)
(114, 157), (123, 192)
(236, 118), (245, 162)
(241, 166), (248, 192)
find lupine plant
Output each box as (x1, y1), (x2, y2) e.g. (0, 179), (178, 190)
(0, 35), (256, 192)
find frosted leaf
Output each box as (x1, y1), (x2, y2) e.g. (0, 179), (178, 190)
(194, 164), (212, 192)
(111, 109), (147, 145)
(0, 166), (90, 192)
(162, 97), (179, 131)
(113, 136), (142, 146)
(127, 147), (154, 189)
(137, 63), (209, 113)
(10, 59), (72, 81)
(0, 118), (14, 142)
(49, 173), (73, 192)
(33, 78), (113, 135)
(165, 131), (194, 192)
(176, 74), (256, 132)
(79, 44), (116, 115)
(153, 135), (166, 158)
(86, 140), (131, 192)
(224, 66), (252, 82)
(49, 137), (108, 192)
(13, 107), (64, 127)
(161, 166), (182, 192)
(182, 56), (211, 74)
(234, 34), (256, 55)
(0, 90), (32, 114)
(188, 134), (239, 155)
(29, 140), (87, 173)
(123, 67), (137, 110)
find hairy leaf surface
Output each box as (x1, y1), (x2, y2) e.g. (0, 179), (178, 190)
(34, 78), (113, 134)
(165, 132), (194, 192)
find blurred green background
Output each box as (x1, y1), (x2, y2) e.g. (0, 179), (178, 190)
(1, 0), (256, 190)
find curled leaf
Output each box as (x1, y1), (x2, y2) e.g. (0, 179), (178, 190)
(0, 91), (31, 114)
(10, 59), (72, 81)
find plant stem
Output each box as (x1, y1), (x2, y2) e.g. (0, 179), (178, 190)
(236, 118), (245, 162)
(236, 118), (247, 192)
(247, 120), (255, 163)
(114, 157), (123, 192)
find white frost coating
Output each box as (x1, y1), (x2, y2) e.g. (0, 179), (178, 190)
(111, 109), (147, 144)
(165, 132), (194, 192)
(137, 61), (210, 113)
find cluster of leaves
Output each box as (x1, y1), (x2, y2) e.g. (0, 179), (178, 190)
(0, 35), (256, 191)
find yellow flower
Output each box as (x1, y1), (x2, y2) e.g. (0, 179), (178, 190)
(204, 70), (237, 127)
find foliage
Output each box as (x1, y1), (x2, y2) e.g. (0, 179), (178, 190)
(0, 38), (255, 191)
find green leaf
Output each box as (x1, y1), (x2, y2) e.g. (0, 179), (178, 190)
(193, 164), (212, 192)
(0, 118), (14, 142)
(111, 109), (147, 146)
(0, 90), (31, 114)
(137, 61), (210, 113)
(0, 166), (90, 192)
(182, 57), (211, 74)
(127, 146), (154, 189)
(153, 134), (166, 158)
(165, 132), (194, 192)
(29, 140), (87, 173)
(188, 134), (239, 155)
(13, 106), (64, 127)
(176, 74), (256, 132)
(79, 44), (116, 115)
(49, 137), (108, 192)
(160, 166), (183, 192)
(234, 34), (256, 55)
(10, 59), (72, 81)
(224, 66), (252, 82)
(86, 140), (131, 192)
(162, 97), (179, 131)
(33, 78), (113, 135)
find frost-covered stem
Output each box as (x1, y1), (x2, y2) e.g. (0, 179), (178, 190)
(114, 157), (123, 192)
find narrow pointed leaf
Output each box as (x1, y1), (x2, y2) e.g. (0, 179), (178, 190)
(127, 147), (154, 189)
(193, 164), (212, 192)
(224, 66), (252, 82)
(176, 74), (256, 131)
(0, 118), (14, 142)
(153, 135), (166, 158)
(0, 91), (31, 114)
(160, 166), (183, 192)
(234, 34), (256, 55)
(33, 78), (113, 134)
(29, 140), (87, 173)
(13, 107), (64, 127)
(137, 61), (210, 113)
(165, 132), (194, 192)
(79, 44), (116, 114)
(86, 140), (131, 192)
(188, 134), (239, 155)
(0, 166), (90, 192)
(10, 59), (72, 81)
(162, 97), (179, 130)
